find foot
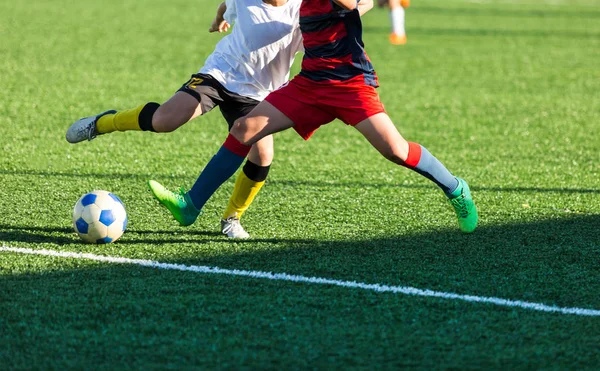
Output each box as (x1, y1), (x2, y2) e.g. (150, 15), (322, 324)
(221, 214), (250, 239)
(65, 110), (116, 143)
(389, 33), (407, 45)
(148, 180), (200, 226)
(448, 178), (478, 233)
(400, 0), (410, 8)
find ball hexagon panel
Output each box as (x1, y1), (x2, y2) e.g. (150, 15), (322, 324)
(92, 191), (115, 210)
(109, 192), (124, 206)
(107, 221), (125, 241)
(73, 199), (85, 219)
(82, 203), (102, 224)
(86, 221), (108, 242)
(110, 202), (127, 222)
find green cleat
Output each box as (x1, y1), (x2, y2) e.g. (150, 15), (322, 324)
(448, 178), (478, 233)
(148, 180), (201, 226)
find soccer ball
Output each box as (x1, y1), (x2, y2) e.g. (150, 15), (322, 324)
(72, 190), (128, 244)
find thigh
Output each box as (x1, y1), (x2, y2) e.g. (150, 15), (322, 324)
(158, 73), (243, 132)
(264, 78), (336, 140)
(155, 73), (229, 133)
(325, 84), (386, 126)
(231, 100), (297, 146)
(219, 94), (261, 130)
(153, 91), (204, 132)
(354, 112), (409, 162)
(178, 73), (224, 116)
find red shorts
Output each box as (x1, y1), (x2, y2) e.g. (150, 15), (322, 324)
(265, 75), (386, 140)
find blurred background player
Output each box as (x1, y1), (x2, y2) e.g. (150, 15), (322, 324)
(148, 0), (478, 234)
(378, 0), (410, 45)
(65, 0), (303, 238)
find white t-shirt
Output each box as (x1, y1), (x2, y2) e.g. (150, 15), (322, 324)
(200, 0), (303, 101)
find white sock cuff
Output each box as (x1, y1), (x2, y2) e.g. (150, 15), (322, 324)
(390, 6), (405, 36)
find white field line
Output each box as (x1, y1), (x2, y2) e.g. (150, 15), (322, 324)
(2, 246), (599, 317)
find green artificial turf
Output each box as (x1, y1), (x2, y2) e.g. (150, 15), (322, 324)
(1, 0), (599, 369)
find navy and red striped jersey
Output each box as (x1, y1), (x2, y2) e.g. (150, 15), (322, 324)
(299, 0), (378, 87)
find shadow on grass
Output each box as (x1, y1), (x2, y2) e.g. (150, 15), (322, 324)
(269, 180), (600, 195)
(1, 215), (599, 304)
(168, 214), (600, 305)
(0, 224), (221, 246)
(0, 169), (190, 181)
(2, 169), (599, 194)
(1, 215), (599, 369)
(0, 226), (78, 245)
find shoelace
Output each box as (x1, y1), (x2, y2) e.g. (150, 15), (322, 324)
(176, 188), (187, 202)
(74, 121), (96, 141)
(87, 125), (97, 141)
(450, 194), (469, 218)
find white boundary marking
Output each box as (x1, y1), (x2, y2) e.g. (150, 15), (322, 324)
(2, 246), (599, 317)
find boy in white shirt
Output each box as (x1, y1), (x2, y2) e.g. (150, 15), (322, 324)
(66, 0), (303, 238)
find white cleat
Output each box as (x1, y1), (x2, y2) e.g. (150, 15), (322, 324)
(65, 110), (116, 143)
(221, 215), (250, 239)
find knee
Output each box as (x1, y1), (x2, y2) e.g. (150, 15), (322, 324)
(254, 143), (274, 164)
(230, 118), (252, 146)
(259, 146), (274, 162)
(152, 110), (179, 133)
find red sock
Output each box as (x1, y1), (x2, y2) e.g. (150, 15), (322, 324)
(400, 142), (459, 194)
(223, 134), (251, 157)
(404, 142), (422, 168)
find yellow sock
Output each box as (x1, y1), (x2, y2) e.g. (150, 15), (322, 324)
(223, 171), (265, 220)
(96, 104), (146, 134)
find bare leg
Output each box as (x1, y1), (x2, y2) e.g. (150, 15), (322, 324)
(355, 112), (460, 195)
(248, 135), (274, 166)
(354, 112), (409, 164)
(230, 101), (295, 146)
(152, 92), (203, 133)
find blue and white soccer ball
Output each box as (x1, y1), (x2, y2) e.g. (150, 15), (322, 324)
(72, 190), (128, 244)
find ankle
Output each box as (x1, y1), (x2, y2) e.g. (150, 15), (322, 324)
(184, 193), (201, 213)
(446, 178), (462, 199)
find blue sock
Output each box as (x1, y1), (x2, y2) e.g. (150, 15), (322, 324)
(187, 146), (246, 210)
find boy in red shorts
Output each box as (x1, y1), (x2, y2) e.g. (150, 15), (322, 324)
(149, 0), (478, 233)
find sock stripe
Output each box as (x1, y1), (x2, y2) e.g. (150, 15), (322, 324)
(242, 161), (270, 182)
(223, 134), (251, 157)
(139, 102), (160, 132)
(404, 142), (422, 168)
